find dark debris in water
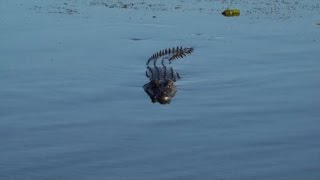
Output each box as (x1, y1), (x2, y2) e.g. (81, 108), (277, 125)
(130, 38), (143, 41)
(30, 3), (79, 15)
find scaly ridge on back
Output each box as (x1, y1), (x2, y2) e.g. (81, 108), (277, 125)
(146, 46), (194, 65)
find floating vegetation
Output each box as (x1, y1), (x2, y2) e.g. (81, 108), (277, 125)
(222, 9), (240, 17)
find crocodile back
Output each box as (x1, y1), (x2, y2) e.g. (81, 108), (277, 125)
(146, 67), (180, 82)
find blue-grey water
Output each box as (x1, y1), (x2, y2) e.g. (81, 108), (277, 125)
(1, 0), (320, 179)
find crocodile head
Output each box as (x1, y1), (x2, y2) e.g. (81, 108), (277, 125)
(143, 79), (177, 104)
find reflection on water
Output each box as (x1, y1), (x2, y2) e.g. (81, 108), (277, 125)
(143, 47), (194, 104)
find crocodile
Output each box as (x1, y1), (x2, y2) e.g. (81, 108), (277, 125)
(143, 46), (194, 104)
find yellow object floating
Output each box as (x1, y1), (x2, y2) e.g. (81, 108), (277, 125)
(222, 9), (240, 17)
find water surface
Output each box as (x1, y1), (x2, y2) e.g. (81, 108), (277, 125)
(1, 0), (320, 179)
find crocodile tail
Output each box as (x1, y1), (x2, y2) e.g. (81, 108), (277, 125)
(147, 47), (194, 65)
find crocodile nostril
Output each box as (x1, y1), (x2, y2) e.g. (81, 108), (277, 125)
(157, 95), (171, 104)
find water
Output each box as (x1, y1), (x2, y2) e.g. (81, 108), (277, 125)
(1, 0), (320, 179)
